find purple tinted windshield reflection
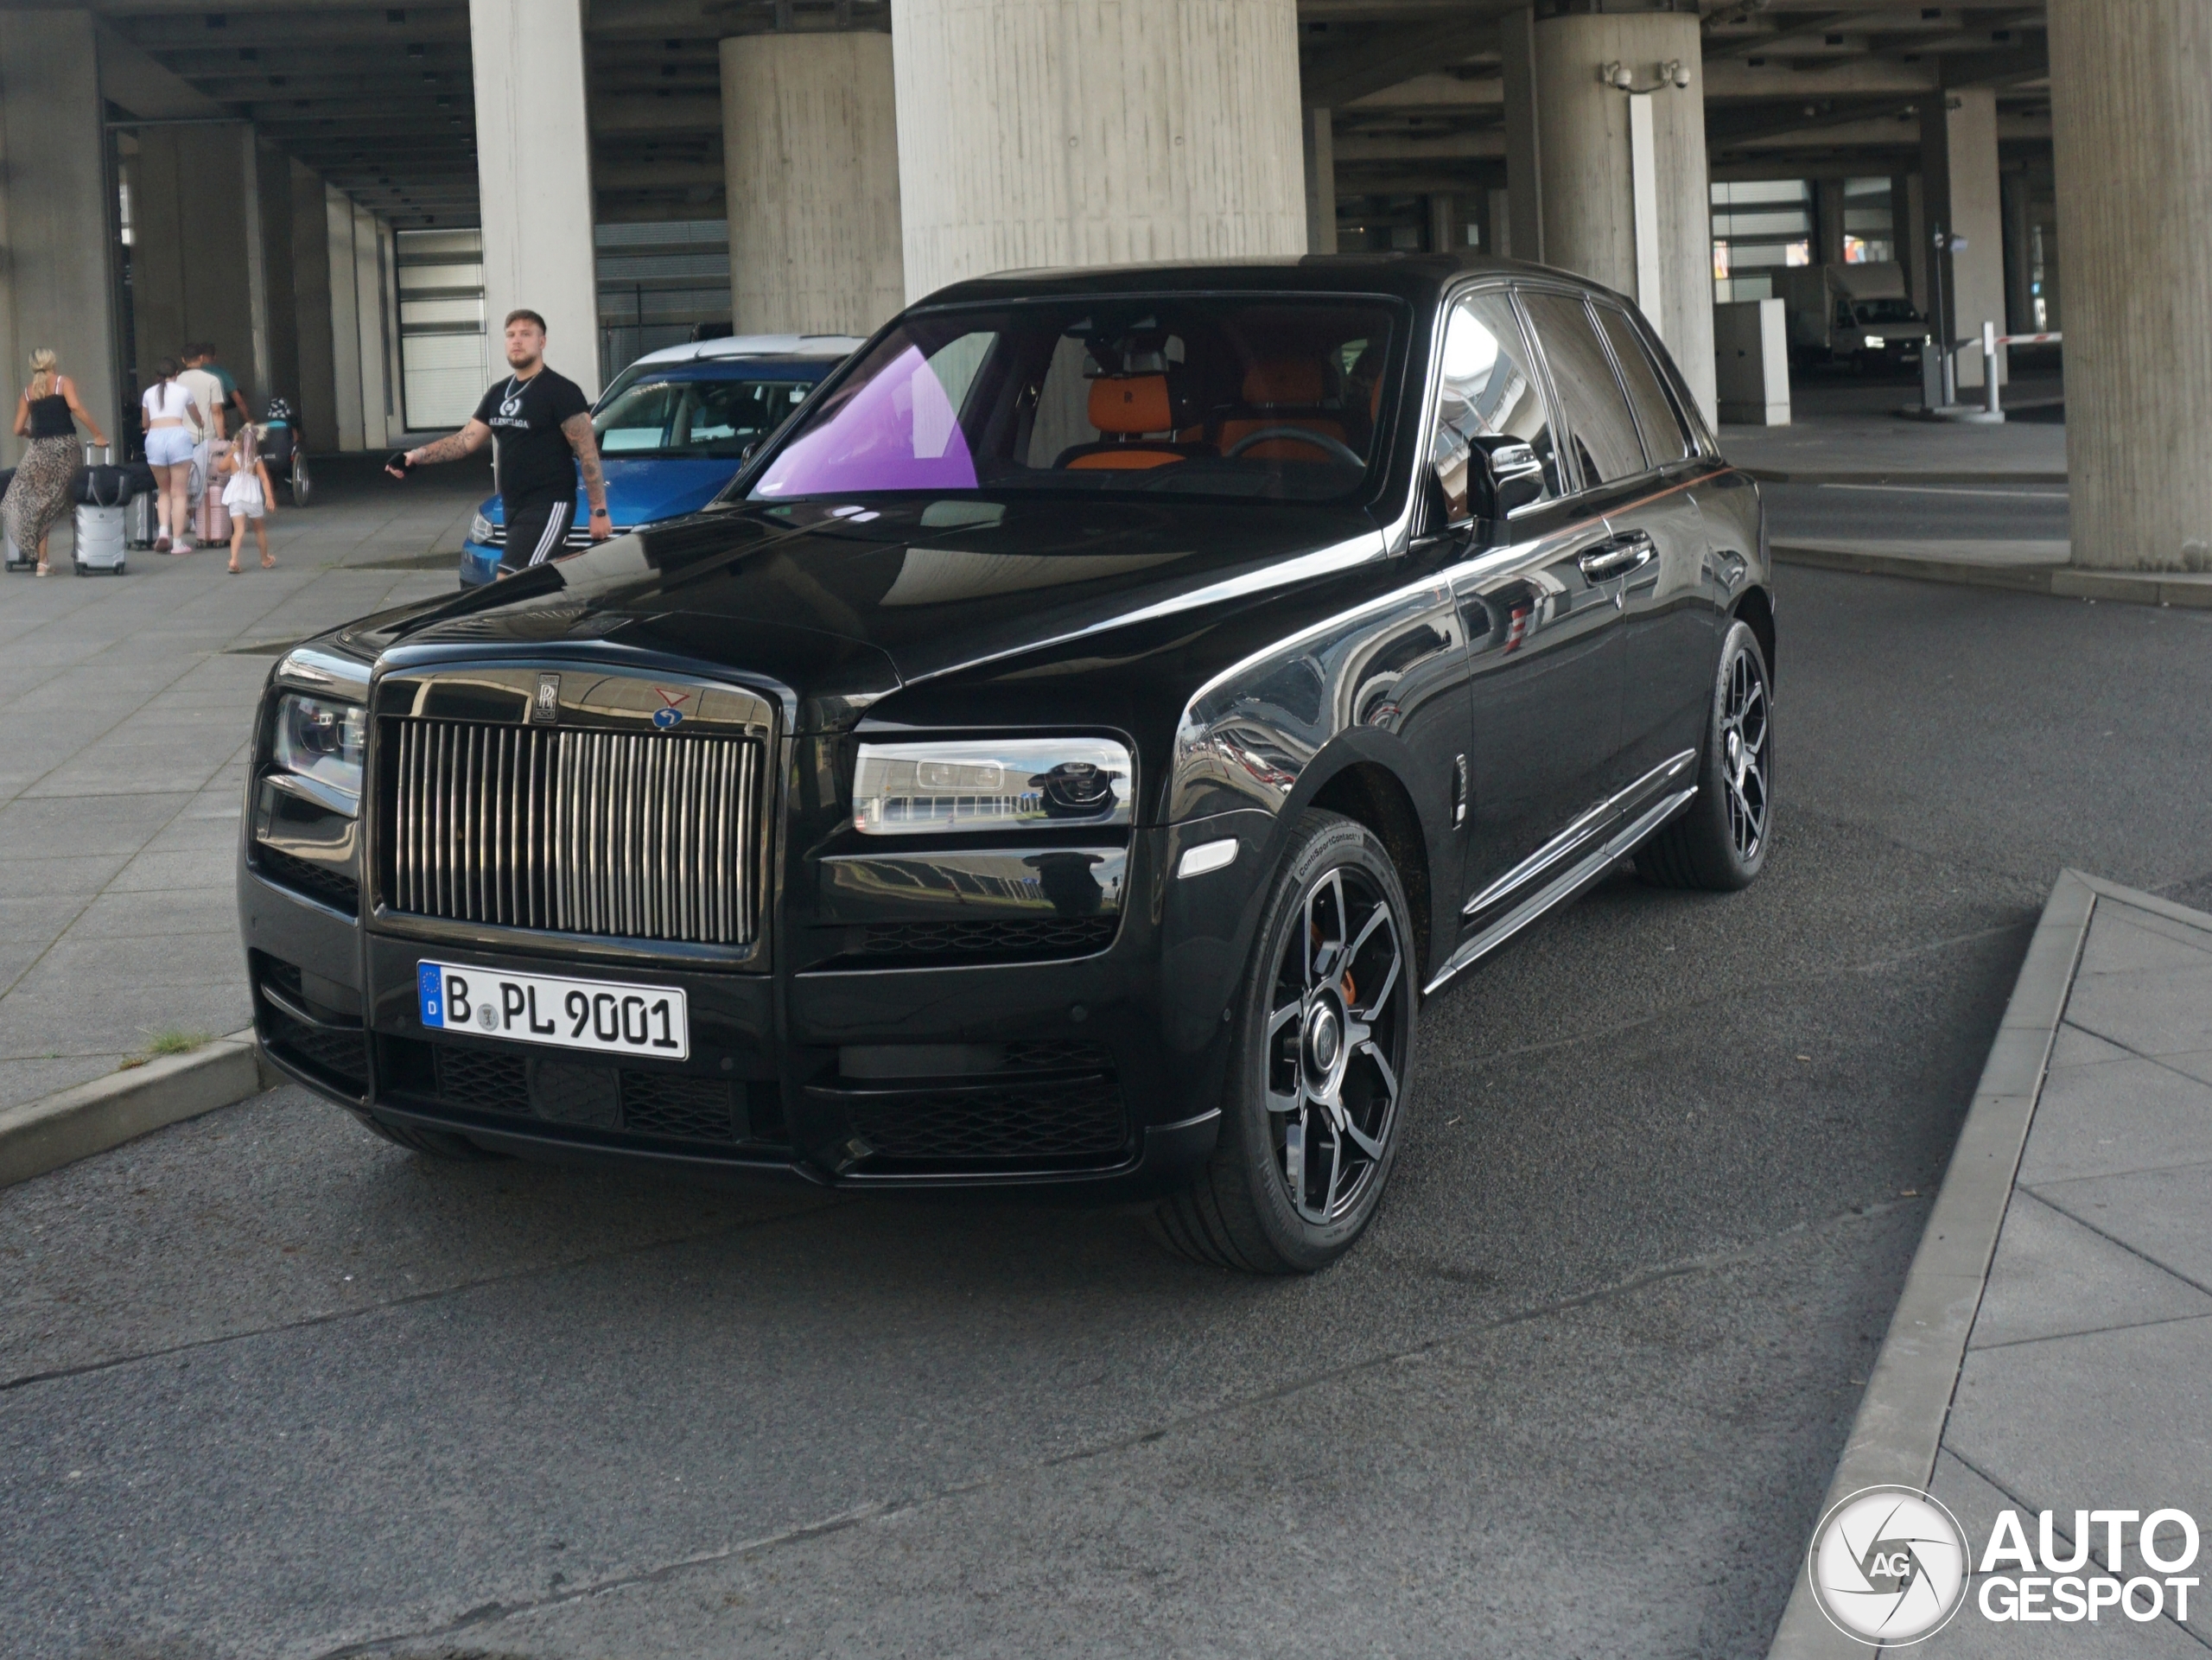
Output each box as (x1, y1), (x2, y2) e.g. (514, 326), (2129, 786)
(754, 343), (977, 496)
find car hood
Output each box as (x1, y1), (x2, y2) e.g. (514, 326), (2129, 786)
(359, 495), (1385, 730)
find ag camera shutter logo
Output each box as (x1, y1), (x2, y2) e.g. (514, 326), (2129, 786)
(1808, 1485), (1970, 1644)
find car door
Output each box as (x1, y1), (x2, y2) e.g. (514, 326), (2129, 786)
(1428, 286), (1627, 927)
(1591, 301), (1727, 800)
(1516, 288), (1702, 824)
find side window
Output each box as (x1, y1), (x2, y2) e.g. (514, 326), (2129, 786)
(1518, 290), (1647, 488)
(1430, 289), (1563, 518)
(1595, 305), (1693, 467)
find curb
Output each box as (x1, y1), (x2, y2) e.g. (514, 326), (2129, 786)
(1744, 468), (2069, 487)
(1773, 543), (2212, 610)
(1765, 870), (2096, 1658)
(0, 1028), (277, 1191)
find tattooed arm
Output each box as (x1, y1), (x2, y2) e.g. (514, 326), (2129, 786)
(562, 411), (612, 539)
(388, 420), (492, 478)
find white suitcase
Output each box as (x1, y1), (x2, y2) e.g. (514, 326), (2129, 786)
(74, 445), (129, 575)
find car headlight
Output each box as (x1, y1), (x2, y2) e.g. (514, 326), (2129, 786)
(469, 512), (495, 544)
(852, 739), (1133, 835)
(270, 693), (366, 808)
(1865, 335), (1886, 348)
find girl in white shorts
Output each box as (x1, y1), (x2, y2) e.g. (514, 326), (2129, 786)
(140, 360), (203, 553)
(219, 427), (276, 572)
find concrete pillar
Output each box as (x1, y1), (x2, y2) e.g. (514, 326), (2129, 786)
(2001, 170), (2033, 336)
(1486, 187), (1512, 258)
(255, 141), (299, 413)
(470, 0), (599, 397)
(130, 124), (261, 409)
(0, 10), (120, 467)
(1510, 3), (1716, 422)
(1427, 193), (1459, 254)
(720, 30), (904, 338)
(890, 0), (1306, 302)
(1304, 107), (1338, 255)
(1900, 173), (1928, 317)
(326, 188), (365, 453)
(1500, 7), (1544, 265)
(1920, 86), (2005, 387)
(353, 202), (391, 447)
(291, 162), (339, 454)
(1815, 176), (1847, 267)
(2049, 0), (2212, 571)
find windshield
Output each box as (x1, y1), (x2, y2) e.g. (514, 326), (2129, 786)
(1853, 298), (1923, 325)
(593, 374), (817, 459)
(748, 297), (1402, 504)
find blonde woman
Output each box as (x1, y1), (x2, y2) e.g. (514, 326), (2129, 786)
(139, 357), (201, 554)
(4, 348), (106, 576)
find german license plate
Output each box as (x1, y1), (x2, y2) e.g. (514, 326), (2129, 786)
(417, 961), (689, 1060)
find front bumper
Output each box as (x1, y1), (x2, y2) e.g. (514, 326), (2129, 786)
(238, 814), (1273, 1200)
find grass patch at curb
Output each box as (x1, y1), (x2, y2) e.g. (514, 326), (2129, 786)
(119, 1029), (216, 1072)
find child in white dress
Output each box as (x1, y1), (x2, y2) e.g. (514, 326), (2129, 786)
(220, 427), (276, 573)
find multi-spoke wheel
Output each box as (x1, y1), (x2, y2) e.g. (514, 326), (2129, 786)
(1637, 617), (1775, 891)
(1151, 810), (1415, 1273)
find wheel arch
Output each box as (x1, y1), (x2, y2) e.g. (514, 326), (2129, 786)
(1734, 584), (1777, 685)
(1300, 757), (1434, 983)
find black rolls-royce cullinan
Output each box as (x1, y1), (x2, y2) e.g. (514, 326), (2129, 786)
(239, 254), (1772, 1273)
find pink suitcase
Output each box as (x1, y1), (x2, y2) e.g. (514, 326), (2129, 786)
(197, 442), (232, 545)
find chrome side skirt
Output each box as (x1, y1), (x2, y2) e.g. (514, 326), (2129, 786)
(1423, 782), (1699, 997)
(1461, 747), (1698, 923)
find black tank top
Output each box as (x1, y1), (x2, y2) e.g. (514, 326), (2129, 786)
(25, 392), (70, 439)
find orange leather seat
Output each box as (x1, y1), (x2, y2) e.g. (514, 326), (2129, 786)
(1217, 359), (1349, 461)
(1060, 373), (1196, 471)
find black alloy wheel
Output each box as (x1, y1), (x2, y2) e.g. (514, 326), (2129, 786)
(1152, 810), (1415, 1273)
(1637, 618), (1773, 891)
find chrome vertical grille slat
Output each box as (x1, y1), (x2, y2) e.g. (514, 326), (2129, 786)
(385, 716), (762, 947)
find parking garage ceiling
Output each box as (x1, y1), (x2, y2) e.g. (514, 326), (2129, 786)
(64, 0), (2047, 228)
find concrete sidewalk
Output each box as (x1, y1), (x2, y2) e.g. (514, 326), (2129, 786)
(0, 457), (486, 1111)
(1773, 874), (2212, 1654)
(1719, 373), (2069, 485)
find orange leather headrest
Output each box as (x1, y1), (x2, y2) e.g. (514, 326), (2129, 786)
(1243, 359), (1326, 404)
(1089, 374), (1173, 435)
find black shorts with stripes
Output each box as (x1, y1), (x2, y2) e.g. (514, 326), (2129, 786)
(500, 494), (576, 572)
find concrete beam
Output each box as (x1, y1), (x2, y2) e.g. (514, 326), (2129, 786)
(117, 10), (469, 49)
(1344, 72), (1501, 112)
(1333, 130), (1505, 162)
(588, 94), (726, 137)
(96, 22), (227, 119)
(1701, 57), (1938, 100)
(1301, 11), (1506, 109)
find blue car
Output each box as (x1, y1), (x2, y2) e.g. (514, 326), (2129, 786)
(458, 333), (864, 585)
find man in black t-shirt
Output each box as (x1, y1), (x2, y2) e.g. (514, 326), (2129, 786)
(385, 308), (611, 571)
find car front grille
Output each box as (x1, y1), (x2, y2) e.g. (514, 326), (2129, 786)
(385, 718), (764, 946)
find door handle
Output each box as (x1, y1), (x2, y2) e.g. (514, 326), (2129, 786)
(1576, 531), (1656, 582)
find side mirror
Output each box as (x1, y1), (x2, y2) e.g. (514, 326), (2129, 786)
(1479, 440), (1546, 517)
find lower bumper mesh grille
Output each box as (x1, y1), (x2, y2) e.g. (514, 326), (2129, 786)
(841, 1078), (1128, 1163)
(423, 1044), (753, 1146)
(857, 915), (1118, 963)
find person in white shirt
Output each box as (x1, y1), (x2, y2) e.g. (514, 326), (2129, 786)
(139, 357), (205, 554)
(175, 342), (226, 515)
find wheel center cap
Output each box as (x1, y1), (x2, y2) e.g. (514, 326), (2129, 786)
(1726, 728), (1743, 770)
(1309, 1006), (1341, 1071)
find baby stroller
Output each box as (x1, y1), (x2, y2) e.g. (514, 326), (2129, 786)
(260, 398), (311, 507)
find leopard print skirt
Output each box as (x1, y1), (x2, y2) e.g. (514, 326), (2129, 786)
(2, 436), (79, 556)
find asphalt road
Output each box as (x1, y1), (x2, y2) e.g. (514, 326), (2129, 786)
(1763, 480), (2071, 544)
(9, 563), (2212, 1658)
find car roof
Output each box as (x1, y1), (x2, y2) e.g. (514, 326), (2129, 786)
(617, 356), (844, 385)
(912, 252), (1605, 313)
(632, 333), (869, 366)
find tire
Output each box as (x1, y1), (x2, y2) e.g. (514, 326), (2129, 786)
(1637, 618), (1773, 891)
(346, 1108), (505, 1161)
(1150, 810), (1416, 1274)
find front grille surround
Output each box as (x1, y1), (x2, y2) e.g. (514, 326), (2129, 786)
(381, 716), (766, 951)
